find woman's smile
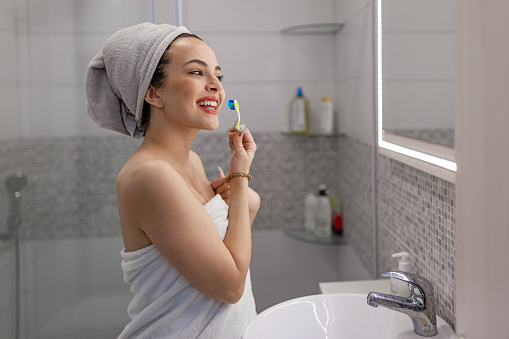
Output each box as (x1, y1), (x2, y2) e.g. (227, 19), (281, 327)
(197, 96), (220, 115)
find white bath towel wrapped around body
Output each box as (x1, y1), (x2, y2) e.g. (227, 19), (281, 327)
(118, 194), (257, 339)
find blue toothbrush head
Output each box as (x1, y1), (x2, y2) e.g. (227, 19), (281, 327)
(228, 99), (239, 111)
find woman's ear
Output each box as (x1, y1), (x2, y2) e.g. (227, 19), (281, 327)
(144, 85), (164, 109)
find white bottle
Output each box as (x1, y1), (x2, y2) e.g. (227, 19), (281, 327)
(314, 184), (332, 238)
(318, 96), (334, 134)
(304, 193), (316, 232)
(289, 87), (310, 134)
(390, 252), (414, 297)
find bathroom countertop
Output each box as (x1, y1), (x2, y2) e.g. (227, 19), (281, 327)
(319, 279), (390, 294)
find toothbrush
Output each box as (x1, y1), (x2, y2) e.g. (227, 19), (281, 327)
(217, 166), (225, 177)
(228, 99), (245, 132)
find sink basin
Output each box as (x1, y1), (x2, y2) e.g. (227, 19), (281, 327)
(243, 293), (455, 339)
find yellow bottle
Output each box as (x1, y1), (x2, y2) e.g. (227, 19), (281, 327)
(289, 86), (310, 134)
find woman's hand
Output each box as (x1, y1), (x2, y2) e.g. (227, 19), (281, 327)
(227, 127), (256, 174)
(210, 170), (230, 204)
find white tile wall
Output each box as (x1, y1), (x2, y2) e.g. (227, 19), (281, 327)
(30, 87), (82, 137)
(336, 0), (371, 23)
(336, 75), (374, 145)
(334, 0), (375, 146)
(185, 0), (335, 32)
(0, 87), (21, 140)
(0, 21), (21, 141)
(203, 34), (335, 83)
(26, 0), (154, 33)
(335, 5), (373, 80)
(0, 31), (18, 84)
(0, 0), (16, 32)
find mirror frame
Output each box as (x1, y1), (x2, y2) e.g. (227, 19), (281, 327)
(375, 0), (456, 183)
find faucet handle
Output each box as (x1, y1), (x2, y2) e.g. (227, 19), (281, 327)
(381, 271), (434, 297)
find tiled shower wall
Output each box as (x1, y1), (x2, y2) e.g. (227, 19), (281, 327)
(0, 133), (372, 243)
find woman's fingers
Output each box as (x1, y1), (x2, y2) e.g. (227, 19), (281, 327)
(210, 176), (226, 191)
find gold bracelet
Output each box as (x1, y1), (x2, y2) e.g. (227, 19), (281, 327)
(225, 172), (252, 184)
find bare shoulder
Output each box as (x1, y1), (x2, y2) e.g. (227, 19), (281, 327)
(116, 154), (190, 251)
(117, 156), (178, 195)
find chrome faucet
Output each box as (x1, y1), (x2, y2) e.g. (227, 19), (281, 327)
(367, 271), (438, 337)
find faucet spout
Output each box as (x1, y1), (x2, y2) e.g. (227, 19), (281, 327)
(367, 272), (438, 337)
(367, 291), (417, 310)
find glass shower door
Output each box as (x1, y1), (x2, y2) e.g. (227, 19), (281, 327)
(0, 1), (176, 338)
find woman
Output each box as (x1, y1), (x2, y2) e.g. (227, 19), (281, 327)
(86, 23), (259, 338)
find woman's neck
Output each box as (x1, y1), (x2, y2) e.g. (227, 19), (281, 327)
(140, 123), (199, 170)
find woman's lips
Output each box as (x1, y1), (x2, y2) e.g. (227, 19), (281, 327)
(198, 105), (219, 115)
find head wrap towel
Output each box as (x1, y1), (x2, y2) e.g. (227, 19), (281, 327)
(86, 23), (190, 138)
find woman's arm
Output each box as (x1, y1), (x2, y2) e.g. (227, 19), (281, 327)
(117, 129), (257, 304)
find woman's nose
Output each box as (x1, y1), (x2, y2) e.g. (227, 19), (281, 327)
(206, 76), (222, 92)
(206, 83), (218, 92)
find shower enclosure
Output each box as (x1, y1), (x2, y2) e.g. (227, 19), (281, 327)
(0, 1), (178, 338)
(1, 1), (378, 338)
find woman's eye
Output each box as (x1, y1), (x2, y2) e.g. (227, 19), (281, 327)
(190, 70), (203, 76)
(217, 75), (224, 82)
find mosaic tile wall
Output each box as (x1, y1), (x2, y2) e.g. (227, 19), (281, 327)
(0, 133), (375, 269)
(376, 154), (456, 328)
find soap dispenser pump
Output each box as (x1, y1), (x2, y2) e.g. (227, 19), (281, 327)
(390, 252), (414, 297)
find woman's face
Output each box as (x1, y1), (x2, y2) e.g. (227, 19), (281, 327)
(157, 37), (225, 131)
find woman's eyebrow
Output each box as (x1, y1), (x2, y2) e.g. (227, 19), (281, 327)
(183, 59), (221, 71)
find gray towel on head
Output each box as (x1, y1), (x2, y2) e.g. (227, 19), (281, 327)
(86, 23), (190, 138)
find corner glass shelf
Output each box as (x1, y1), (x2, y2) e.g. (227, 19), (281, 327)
(281, 23), (344, 35)
(284, 229), (348, 246)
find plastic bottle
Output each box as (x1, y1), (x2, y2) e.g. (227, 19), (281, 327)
(304, 192), (316, 232)
(289, 86), (310, 134)
(314, 184), (332, 238)
(319, 96), (334, 134)
(329, 193), (343, 235)
(390, 252), (414, 297)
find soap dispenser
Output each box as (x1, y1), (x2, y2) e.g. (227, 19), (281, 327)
(390, 252), (414, 297)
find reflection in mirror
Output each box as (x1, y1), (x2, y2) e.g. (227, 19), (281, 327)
(377, 0), (457, 174)
(382, 0), (454, 147)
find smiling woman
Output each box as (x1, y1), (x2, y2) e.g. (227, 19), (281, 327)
(85, 22), (260, 339)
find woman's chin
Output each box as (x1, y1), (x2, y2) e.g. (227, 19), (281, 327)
(203, 120), (220, 131)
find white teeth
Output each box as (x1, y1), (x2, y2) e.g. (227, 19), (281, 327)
(198, 100), (218, 107)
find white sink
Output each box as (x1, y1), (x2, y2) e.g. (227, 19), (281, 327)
(243, 293), (455, 339)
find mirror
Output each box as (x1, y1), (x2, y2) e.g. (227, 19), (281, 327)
(377, 0), (456, 178)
